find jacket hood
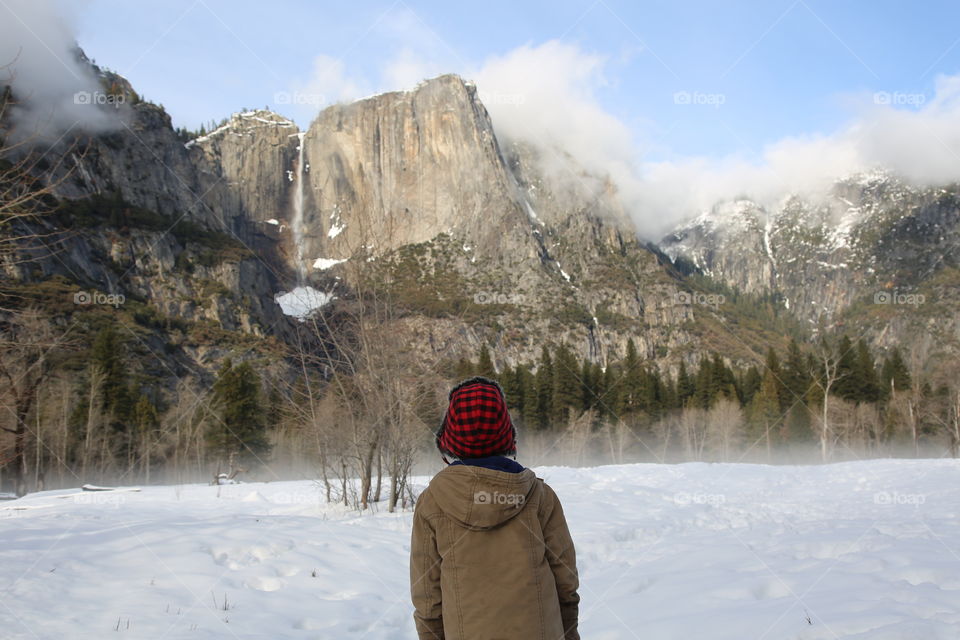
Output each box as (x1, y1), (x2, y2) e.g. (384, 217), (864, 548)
(428, 465), (538, 530)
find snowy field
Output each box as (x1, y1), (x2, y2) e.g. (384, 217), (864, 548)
(2, 459), (959, 639)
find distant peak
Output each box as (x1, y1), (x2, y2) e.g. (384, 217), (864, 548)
(185, 109), (296, 148)
(334, 74), (471, 108)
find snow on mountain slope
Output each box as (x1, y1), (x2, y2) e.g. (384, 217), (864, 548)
(1, 459), (958, 639)
(659, 171), (960, 330)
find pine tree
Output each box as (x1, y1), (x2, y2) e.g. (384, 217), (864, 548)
(133, 395), (159, 479)
(617, 339), (643, 416)
(782, 338), (811, 402)
(676, 360), (694, 408)
(133, 395), (159, 434)
(660, 370), (677, 412)
(741, 365), (762, 406)
(266, 385), (284, 429)
(748, 368), (781, 458)
(477, 344), (495, 380)
(91, 325), (133, 422)
(454, 357), (474, 380)
(210, 359), (270, 463)
(602, 363), (619, 418)
(580, 359), (595, 412)
(589, 361), (605, 412)
(834, 335), (856, 399)
(520, 364), (538, 428)
(534, 346), (554, 429)
(711, 353), (737, 403)
(90, 324), (137, 466)
(880, 347), (911, 398)
(502, 365), (522, 412)
(837, 339), (879, 403)
(640, 368), (660, 417)
(552, 344), (581, 423)
(694, 356), (713, 409)
(764, 347), (788, 410)
(852, 339), (880, 403)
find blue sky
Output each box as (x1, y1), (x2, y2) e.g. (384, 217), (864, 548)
(70, 0), (960, 164)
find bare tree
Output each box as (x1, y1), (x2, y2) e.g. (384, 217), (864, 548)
(158, 377), (211, 485)
(851, 401), (882, 454)
(0, 309), (75, 495)
(650, 413), (677, 462)
(706, 398), (744, 462)
(558, 409), (594, 466)
(678, 405), (708, 461)
(809, 338), (843, 462)
(602, 417), (632, 464)
(278, 207), (474, 511)
(903, 335), (933, 456)
(923, 354), (960, 458)
(948, 388), (960, 458)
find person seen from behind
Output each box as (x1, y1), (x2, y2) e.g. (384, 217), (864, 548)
(410, 376), (580, 640)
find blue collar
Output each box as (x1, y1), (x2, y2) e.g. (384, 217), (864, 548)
(450, 455), (525, 473)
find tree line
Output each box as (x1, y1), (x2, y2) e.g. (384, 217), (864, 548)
(4, 301), (959, 500)
(0, 312), (280, 496)
(454, 335), (955, 465)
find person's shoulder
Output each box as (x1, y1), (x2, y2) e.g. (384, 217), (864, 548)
(412, 479), (441, 517)
(534, 477), (571, 517)
(538, 478), (559, 499)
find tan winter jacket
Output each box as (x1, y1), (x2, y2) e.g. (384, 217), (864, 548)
(410, 464), (580, 640)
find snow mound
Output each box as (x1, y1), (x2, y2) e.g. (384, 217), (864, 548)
(274, 286), (332, 319)
(313, 257), (346, 270)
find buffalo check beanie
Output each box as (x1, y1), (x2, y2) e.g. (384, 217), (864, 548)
(436, 376), (517, 459)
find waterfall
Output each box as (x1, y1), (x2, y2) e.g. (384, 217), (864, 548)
(292, 131), (307, 282)
(275, 130), (335, 321)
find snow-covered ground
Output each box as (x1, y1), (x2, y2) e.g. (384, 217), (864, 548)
(2, 459), (958, 639)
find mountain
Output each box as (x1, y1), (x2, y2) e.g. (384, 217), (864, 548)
(660, 170), (960, 362)
(1, 61), (813, 395)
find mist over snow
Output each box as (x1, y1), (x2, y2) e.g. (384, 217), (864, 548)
(0, 0), (124, 141)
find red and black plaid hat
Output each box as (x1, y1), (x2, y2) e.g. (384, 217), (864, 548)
(436, 376), (516, 459)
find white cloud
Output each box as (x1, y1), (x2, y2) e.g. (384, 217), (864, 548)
(0, 0), (121, 140)
(473, 41), (639, 204)
(285, 54), (367, 120)
(382, 47), (442, 92)
(859, 75), (960, 185)
(472, 41), (960, 237)
(638, 76), (960, 235)
(280, 4), (451, 121)
(283, 48), (440, 124)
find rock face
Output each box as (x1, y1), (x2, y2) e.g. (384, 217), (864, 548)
(5, 82), (300, 363)
(187, 111), (301, 229)
(275, 74), (710, 368)
(62, 103), (200, 218)
(301, 76), (528, 261)
(661, 199), (777, 300)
